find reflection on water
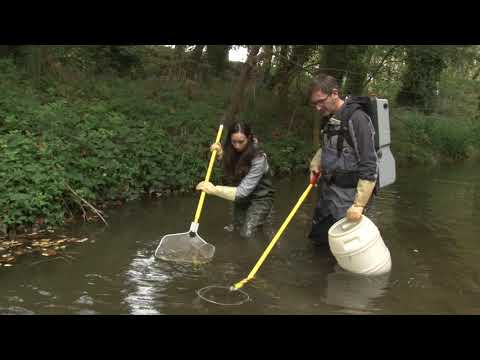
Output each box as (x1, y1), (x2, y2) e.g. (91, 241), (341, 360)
(123, 253), (166, 315)
(323, 267), (390, 314)
(0, 162), (479, 314)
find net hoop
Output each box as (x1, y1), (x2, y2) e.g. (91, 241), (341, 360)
(196, 285), (250, 306)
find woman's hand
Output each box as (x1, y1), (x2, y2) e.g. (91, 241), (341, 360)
(210, 143), (223, 160)
(196, 181), (217, 194)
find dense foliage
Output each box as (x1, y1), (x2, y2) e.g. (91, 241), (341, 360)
(0, 45), (478, 235)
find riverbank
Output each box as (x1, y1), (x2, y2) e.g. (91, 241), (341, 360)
(1, 57), (478, 240)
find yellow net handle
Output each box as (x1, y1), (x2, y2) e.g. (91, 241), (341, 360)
(193, 124), (224, 224)
(232, 173), (320, 290)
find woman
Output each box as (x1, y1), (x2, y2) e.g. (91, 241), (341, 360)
(196, 122), (275, 239)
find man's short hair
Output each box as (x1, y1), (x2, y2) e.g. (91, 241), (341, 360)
(309, 74), (340, 96)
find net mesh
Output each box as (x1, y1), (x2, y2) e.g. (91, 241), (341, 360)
(154, 232), (215, 264)
(196, 285), (250, 306)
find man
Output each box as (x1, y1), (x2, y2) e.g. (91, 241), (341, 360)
(308, 74), (378, 247)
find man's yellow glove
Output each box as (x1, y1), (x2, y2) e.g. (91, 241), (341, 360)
(210, 143), (223, 160)
(346, 179), (376, 222)
(310, 148), (322, 183)
(196, 181), (236, 201)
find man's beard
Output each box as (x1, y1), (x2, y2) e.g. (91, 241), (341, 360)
(319, 108), (332, 117)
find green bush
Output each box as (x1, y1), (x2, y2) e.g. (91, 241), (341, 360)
(1, 51), (478, 234)
(263, 136), (311, 175)
(394, 110), (478, 163)
(0, 64), (233, 230)
(0, 131), (66, 227)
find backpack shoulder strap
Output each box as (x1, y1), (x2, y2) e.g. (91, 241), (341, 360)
(335, 103), (359, 156)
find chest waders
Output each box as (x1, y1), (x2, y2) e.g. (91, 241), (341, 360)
(233, 166), (275, 239)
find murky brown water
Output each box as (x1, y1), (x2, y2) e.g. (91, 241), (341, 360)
(1, 162), (479, 314)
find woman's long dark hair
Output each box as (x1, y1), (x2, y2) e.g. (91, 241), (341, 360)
(222, 122), (260, 185)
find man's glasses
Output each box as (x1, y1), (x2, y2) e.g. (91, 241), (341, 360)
(310, 94), (331, 107)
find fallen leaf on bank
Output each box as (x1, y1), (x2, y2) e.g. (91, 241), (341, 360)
(42, 250), (57, 257)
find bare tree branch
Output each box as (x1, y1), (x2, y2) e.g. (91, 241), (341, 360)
(362, 45), (401, 89)
(66, 185), (108, 226)
(271, 49), (316, 76)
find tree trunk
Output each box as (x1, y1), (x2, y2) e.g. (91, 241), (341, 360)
(343, 45), (371, 95)
(472, 66), (480, 80)
(261, 45), (274, 86)
(274, 45), (313, 98)
(190, 45), (205, 62)
(174, 45), (186, 58)
(0, 45), (11, 57)
(396, 46), (446, 113)
(206, 45), (230, 77)
(224, 46), (262, 125)
(5, 45), (26, 62)
(24, 46), (50, 79)
(317, 45), (349, 85)
(187, 45), (205, 79)
(268, 45), (291, 90)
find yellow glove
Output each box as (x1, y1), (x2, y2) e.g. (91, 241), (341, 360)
(309, 148), (322, 183)
(210, 143), (223, 160)
(196, 181), (217, 195)
(346, 179), (376, 222)
(346, 205), (364, 221)
(196, 181), (236, 201)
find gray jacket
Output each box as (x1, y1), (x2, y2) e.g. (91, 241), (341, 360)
(317, 100), (378, 219)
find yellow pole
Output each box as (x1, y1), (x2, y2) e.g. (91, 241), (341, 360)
(193, 124), (224, 224)
(232, 174), (320, 290)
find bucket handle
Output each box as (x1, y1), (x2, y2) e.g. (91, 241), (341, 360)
(342, 236), (360, 245)
(341, 215), (364, 231)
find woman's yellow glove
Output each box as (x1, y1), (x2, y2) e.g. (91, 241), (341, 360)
(196, 181), (236, 201)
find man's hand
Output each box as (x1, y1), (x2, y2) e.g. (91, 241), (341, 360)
(309, 148), (322, 185)
(310, 169), (321, 184)
(346, 205), (364, 222)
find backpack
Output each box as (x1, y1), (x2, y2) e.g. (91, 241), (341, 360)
(332, 96), (396, 191)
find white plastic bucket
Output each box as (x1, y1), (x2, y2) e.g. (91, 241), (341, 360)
(328, 215), (391, 276)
